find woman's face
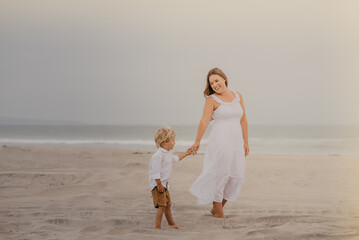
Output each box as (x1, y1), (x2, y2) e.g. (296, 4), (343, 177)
(209, 74), (227, 94)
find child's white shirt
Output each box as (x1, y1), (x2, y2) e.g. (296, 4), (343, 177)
(148, 147), (179, 190)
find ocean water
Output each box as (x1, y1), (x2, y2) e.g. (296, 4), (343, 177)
(0, 125), (358, 156)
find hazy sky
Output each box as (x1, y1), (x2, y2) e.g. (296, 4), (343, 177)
(1, 0), (358, 125)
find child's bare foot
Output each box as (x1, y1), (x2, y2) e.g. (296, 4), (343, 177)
(155, 227), (161, 230)
(210, 207), (215, 215)
(168, 224), (181, 229)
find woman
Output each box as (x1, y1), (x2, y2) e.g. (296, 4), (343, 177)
(189, 67), (249, 218)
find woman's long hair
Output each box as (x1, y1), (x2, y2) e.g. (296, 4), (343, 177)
(203, 67), (228, 97)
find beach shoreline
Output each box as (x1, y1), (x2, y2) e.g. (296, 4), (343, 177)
(0, 146), (358, 239)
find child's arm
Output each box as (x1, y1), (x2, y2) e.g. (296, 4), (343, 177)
(155, 179), (165, 192)
(177, 148), (193, 161)
(150, 155), (164, 192)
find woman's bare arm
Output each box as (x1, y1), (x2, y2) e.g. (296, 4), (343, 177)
(238, 92), (249, 156)
(191, 97), (216, 154)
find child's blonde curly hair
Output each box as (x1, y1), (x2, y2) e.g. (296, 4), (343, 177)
(154, 127), (176, 148)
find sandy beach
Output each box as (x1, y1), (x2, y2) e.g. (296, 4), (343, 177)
(0, 146), (358, 240)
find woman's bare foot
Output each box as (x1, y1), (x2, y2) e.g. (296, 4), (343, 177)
(211, 199), (227, 215)
(168, 224), (181, 229)
(212, 202), (225, 218)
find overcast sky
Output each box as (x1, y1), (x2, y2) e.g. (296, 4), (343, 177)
(1, 0), (358, 125)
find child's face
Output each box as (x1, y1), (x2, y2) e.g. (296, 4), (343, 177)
(162, 138), (175, 151)
(167, 138), (175, 150)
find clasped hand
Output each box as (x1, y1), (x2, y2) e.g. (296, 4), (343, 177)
(190, 142), (200, 155)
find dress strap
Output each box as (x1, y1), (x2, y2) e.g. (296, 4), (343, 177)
(231, 90), (241, 103)
(232, 90), (238, 99)
(209, 94), (223, 104)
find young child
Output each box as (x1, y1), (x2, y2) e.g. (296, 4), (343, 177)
(149, 127), (192, 230)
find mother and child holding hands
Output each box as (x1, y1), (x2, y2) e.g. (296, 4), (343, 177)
(148, 67), (249, 229)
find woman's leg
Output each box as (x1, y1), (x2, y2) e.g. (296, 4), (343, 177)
(222, 199), (227, 206)
(211, 199), (227, 215)
(212, 201), (225, 218)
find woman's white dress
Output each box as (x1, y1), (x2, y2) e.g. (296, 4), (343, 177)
(189, 90), (246, 205)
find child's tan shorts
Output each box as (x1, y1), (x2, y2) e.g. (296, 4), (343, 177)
(151, 187), (171, 208)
